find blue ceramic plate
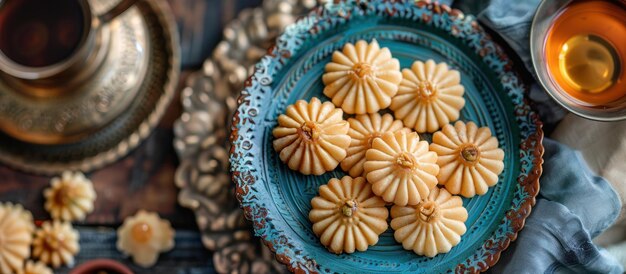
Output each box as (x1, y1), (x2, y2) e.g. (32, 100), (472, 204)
(230, 1), (544, 273)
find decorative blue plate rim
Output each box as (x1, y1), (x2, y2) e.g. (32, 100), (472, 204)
(230, 1), (544, 273)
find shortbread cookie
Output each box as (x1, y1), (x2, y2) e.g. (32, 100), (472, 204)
(390, 187), (468, 257)
(429, 121), (505, 197)
(32, 221), (79, 268)
(0, 203), (34, 274)
(323, 39), (402, 114)
(341, 113), (409, 177)
(44, 171), (96, 222)
(273, 98), (351, 175)
(309, 176), (389, 254)
(390, 60), (465, 133)
(364, 131), (439, 206)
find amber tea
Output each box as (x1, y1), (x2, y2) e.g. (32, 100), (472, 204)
(545, 0), (626, 106)
(0, 0), (86, 67)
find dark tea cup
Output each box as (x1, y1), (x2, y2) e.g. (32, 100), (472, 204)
(0, 0), (136, 82)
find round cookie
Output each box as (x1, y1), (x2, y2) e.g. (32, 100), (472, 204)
(390, 187), (468, 257)
(309, 176), (389, 254)
(364, 131), (439, 206)
(429, 121), (505, 197)
(341, 113), (409, 177)
(322, 39), (402, 114)
(272, 98), (351, 175)
(390, 59), (465, 133)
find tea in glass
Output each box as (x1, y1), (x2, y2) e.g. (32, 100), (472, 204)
(0, 0), (86, 67)
(545, 0), (626, 106)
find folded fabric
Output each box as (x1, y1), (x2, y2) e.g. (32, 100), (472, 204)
(551, 114), (626, 252)
(552, 115), (626, 224)
(488, 139), (622, 273)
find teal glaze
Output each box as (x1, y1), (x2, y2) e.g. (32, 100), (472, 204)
(230, 1), (544, 273)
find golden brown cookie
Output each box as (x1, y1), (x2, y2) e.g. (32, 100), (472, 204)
(429, 121), (505, 197)
(309, 176), (388, 254)
(273, 97), (351, 175)
(323, 39), (402, 114)
(22, 260), (53, 274)
(390, 187), (468, 257)
(0, 203), (34, 274)
(341, 113), (410, 177)
(32, 221), (79, 268)
(364, 131), (439, 206)
(390, 60), (465, 133)
(44, 171), (96, 222)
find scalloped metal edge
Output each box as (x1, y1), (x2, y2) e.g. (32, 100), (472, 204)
(230, 1), (544, 273)
(0, 0), (181, 175)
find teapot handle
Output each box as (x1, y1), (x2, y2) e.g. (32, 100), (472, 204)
(98, 0), (137, 23)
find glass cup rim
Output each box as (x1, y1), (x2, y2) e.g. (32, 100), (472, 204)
(530, 0), (626, 122)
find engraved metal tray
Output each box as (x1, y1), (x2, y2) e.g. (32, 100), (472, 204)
(0, 0), (179, 175)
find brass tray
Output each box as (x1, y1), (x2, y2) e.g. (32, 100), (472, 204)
(0, 0), (180, 175)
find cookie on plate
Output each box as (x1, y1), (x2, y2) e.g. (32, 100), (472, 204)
(364, 131), (439, 206)
(429, 121), (505, 197)
(390, 187), (468, 257)
(341, 113), (409, 177)
(390, 60), (465, 133)
(309, 176), (389, 254)
(272, 98), (350, 175)
(322, 39), (402, 114)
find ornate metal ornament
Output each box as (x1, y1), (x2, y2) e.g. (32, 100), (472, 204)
(173, 1), (321, 273)
(0, 0), (180, 175)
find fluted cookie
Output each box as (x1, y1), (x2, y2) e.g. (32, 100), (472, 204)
(364, 131), (439, 206)
(390, 60), (465, 133)
(429, 121), (505, 197)
(323, 39), (402, 114)
(273, 98), (351, 175)
(341, 113), (410, 177)
(0, 203), (34, 274)
(309, 176), (389, 254)
(391, 187), (468, 257)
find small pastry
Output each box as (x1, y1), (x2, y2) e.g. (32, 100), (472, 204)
(44, 171), (97, 221)
(323, 39), (402, 114)
(33, 221), (80, 268)
(429, 121), (505, 197)
(117, 210), (175, 268)
(20, 260), (53, 274)
(273, 97), (351, 175)
(364, 131), (439, 206)
(309, 176), (388, 254)
(341, 113), (410, 177)
(390, 60), (465, 133)
(391, 187), (468, 257)
(0, 203), (34, 274)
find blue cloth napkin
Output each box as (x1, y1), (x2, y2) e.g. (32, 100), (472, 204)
(440, 0), (624, 273)
(489, 139), (622, 273)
